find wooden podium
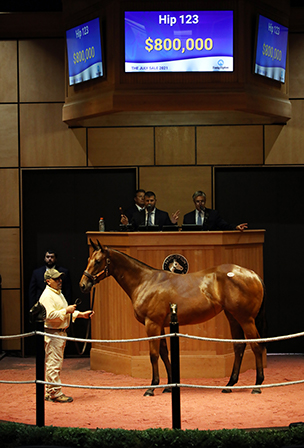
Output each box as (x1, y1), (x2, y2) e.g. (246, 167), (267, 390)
(87, 230), (265, 378)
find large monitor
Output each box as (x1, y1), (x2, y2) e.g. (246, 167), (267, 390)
(254, 14), (288, 83)
(66, 17), (104, 85)
(125, 10), (233, 73)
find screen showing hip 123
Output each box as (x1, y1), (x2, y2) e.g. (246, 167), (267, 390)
(254, 15), (288, 83)
(66, 17), (103, 85)
(125, 11), (233, 73)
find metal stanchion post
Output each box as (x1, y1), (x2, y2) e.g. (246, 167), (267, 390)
(35, 319), (45, 427)
(170, 303), (181, 430)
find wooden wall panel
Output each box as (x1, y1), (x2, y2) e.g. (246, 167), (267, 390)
(0, 41), (17, 103)
(139, 166), (212, 224)
(20, 104), (87, 167)
(289, 34), (304, 98)
(0, 169), (19, 226)
(19, 39), (65, 102)
(0, 228), (20, 289)
(0, 105), (18, 167)
(265, 101), (304, 164)
(88, 128), (154, 166)
(197, 126), (264, 165)
(155, 126), (195, 165)
(1, 290), (21, 350)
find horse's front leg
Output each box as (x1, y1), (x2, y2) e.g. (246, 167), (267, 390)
(159, 334), (172, 393)
(144, 320), (161, 397)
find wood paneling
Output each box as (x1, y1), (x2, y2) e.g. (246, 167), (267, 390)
(1, 290), (21, 351)
(139, 166), (212, 223)
(88, 230), (265, 378)
(155, 127), (195, 165)
(0, 41), (17, 103)
(197, 126), (263, 165)
(20, 104), (87, 167)
(0, 105), (18, 167)
(0, 228), (20, 289)
(265, 101), (304, 164)
(289, 34), (304, 99)
(88, 128), (154, 166)
(19, 39), (65, 103)
(0, 169), (19, 226)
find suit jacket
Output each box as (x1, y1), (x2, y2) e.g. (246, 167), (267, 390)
(124, 204), (145, 221)
(29, 265), (72, 308)
(131, 208), (172, 231)
(183, 208), (235, 231)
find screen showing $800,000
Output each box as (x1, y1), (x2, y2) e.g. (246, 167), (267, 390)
(125, 10), (233, 73)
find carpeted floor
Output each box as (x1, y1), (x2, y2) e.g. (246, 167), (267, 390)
(1, 353), (304, 431)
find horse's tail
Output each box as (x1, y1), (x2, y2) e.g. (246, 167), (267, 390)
(255, 278), (267, 345)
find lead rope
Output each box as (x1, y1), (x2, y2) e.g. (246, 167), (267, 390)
(71, 285), (96, 356)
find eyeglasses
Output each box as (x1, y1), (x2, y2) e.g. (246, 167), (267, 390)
(51, 277), (62, 282)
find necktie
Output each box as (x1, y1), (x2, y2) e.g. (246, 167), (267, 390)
(148, 212), (153, 225)
(197, 211), (202, 225)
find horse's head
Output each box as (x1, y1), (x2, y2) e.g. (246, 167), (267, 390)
(79, 239), (110, 293)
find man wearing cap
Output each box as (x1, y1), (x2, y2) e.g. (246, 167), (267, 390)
(39, 268), (94, 403)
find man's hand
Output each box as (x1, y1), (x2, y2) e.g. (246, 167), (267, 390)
(78, 310), (95, 319)
(120, 214), (129, 225)
(236, 223), (248, 231)
(171, 210), (180, 224)
(66, 304), (77, 314)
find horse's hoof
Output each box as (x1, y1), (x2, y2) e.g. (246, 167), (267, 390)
(162, 387), (172, 394)
(144, 389), (154, 397)
(222, 388), (232, 393)
(251, 388), (262, 394)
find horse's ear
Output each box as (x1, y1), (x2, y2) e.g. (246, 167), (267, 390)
(96, 240), (105, 252)
(90, 238), (99, 252)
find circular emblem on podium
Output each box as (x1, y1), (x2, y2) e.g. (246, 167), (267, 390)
(162, 254), (189, 274)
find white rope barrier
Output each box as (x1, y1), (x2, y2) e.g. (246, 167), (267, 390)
(1, 329), (303, 344)
(1, 330), (304, 392)
(0, 331), (35, 340)
(2, 377), (304, 390)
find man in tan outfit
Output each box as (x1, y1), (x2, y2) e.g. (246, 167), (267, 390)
(39, 268), (94, 403)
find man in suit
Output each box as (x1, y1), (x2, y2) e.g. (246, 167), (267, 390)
(29, 250), (72, 309)
(183, 190), (248, 231)
(122, 190), (179, 230)
(124, 189), (145, 221)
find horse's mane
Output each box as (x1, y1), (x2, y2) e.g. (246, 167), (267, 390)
(109, 247), (159, 271)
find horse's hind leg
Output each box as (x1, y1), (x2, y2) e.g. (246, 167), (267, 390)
(223, 311), (246, 393)
(159, 332), (172, 393)
(248, 337), (265, 394)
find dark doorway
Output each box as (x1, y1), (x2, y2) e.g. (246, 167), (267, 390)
(23, 168), (136, 356)
(215, 167), (304, 353)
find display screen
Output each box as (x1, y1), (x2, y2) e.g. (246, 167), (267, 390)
(66, 17), (103, 85)
(125, 11), (233, 73)
(254, 15), (288, 83)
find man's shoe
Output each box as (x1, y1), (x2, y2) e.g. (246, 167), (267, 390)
(45, 394), (73, 403)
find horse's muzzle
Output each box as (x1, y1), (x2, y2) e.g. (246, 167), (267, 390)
(79, 276), (92, 293)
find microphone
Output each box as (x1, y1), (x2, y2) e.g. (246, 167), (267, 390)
(75, 298), (82, 308)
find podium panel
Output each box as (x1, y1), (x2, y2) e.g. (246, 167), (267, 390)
(86, 230), (265, 378)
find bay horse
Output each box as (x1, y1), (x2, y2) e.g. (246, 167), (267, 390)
(79, 240), (266, 396)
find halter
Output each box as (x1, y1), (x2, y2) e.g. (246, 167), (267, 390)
(83, 249), (110, 285)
